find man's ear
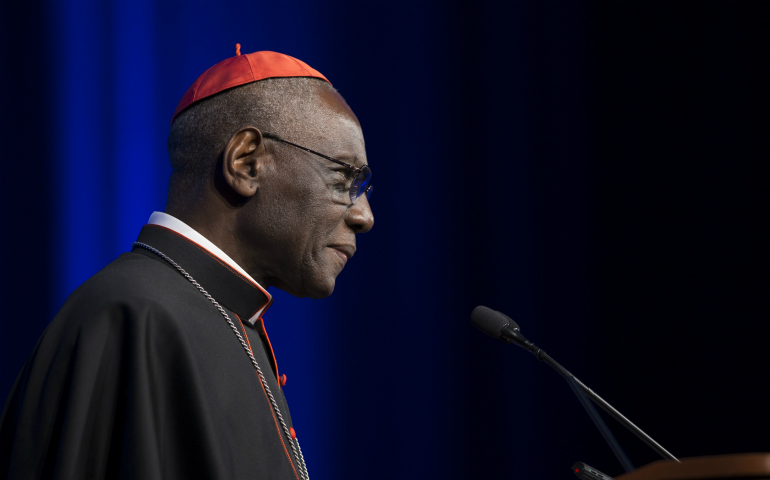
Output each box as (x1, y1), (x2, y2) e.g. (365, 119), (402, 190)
(222, 126), (266, 198)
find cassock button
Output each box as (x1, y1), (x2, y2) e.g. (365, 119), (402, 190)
(290, 427), (296, 440)
(280, 374), (287, 387)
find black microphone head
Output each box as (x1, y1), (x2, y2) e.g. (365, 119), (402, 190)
(471, 305), (520, 340)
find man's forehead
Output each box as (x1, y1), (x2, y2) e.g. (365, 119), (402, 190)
(282, 91), (367, 166)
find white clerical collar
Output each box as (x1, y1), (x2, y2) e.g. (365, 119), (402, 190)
(147, 211), (272, 324)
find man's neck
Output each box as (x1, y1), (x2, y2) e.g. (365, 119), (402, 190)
(149, 210), (269, 289)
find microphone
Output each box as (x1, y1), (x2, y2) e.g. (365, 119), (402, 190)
(471, 305), (540, 353)
(470, 305), (679, 472)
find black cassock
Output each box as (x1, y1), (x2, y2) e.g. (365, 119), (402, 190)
(0, 224), (306, 480)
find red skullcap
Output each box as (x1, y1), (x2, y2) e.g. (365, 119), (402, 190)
(171, 50), (330, 124)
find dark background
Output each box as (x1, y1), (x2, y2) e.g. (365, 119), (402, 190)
(1, 1), (768, 478)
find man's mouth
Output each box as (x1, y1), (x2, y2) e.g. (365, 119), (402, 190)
(329, 245), (355, 266)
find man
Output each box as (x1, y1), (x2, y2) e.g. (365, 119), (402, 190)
(0, 49), (373, 479)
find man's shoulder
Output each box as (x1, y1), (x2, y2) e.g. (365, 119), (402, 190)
(16, 252), (211, 395)
(54, 251), (203, 332)
(75, 251), (188, 300)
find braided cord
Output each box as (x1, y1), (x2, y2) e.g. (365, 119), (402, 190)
(133, 242), (309, 480)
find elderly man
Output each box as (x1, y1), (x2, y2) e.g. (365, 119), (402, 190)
(0, 50), (373, 480)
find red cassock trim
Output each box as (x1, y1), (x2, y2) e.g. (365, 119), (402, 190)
(257, 318), (281, 385)
(235, 314), (300, 480)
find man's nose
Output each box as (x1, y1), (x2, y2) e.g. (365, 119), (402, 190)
(345, 196), (374, 233)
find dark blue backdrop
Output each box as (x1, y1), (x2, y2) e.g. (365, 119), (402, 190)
(1, 1), (768, 478)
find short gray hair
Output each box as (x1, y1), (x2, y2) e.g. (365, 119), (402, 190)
(167, 77), (337, 190)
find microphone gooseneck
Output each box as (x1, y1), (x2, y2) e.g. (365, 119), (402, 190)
(470, 305), (679, 472)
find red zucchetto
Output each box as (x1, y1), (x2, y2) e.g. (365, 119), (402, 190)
(171, 48), (331, 124)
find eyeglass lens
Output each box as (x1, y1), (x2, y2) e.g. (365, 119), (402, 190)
(350, 166), (372, 202)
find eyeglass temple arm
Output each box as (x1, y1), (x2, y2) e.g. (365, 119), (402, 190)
(261, 132), (362, 173)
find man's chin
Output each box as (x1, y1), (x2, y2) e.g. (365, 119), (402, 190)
(305, 278), (336, 299)
(278, 277), (336, 299)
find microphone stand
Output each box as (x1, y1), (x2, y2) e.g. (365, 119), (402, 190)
(536, 349), (679, 465)
(498, 324), (679, 465)
(566, 372), (634, 472)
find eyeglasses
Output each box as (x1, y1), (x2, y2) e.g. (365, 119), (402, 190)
(262, 132), (372, 202)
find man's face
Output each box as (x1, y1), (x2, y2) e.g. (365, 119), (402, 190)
(239, 87), (374, 298)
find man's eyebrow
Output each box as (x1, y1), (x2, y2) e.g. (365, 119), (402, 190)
(325, 151), (364, 169)
(336, 154), (363, 165)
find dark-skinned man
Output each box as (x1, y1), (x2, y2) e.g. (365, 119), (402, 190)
(0, 49), (373, 480)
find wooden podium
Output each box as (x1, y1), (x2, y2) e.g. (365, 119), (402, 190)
(615, 453), (770, 480)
